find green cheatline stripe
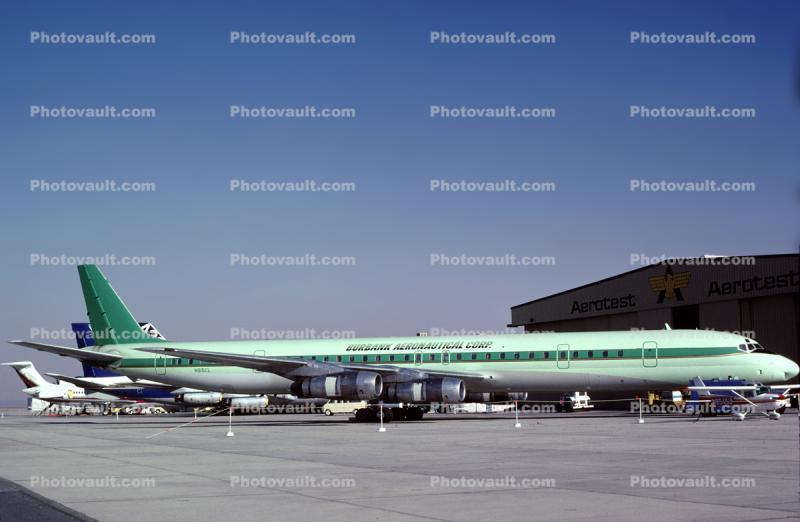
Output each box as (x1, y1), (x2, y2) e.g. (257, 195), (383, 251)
(116, 346), (739, 369)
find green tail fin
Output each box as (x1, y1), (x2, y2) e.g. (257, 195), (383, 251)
(77, 265), (160, 345)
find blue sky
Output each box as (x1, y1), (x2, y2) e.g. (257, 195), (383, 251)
(1, 1), (798, 403)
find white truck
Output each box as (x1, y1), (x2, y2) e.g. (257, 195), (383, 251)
(323, 400), (368, 416)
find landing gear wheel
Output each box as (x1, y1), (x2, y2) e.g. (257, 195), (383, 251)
(354, 408), (372, 422)
(405, 407), (424, 421)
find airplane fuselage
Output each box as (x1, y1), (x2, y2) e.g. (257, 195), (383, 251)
(90, 329), (798, 396)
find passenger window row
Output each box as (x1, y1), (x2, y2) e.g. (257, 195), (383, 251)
(300, 349), (628, 363)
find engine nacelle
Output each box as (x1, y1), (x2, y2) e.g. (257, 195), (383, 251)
(229, 397), (269, 411)
(294, 372), (382, 401)
(179, 392), (223, 405)
(384, 378), (465, 403)
(465, 392), (528, 402)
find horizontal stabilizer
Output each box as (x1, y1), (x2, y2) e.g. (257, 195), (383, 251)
(8, 341), (122, 364)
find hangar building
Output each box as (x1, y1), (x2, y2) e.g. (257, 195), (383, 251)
(509, 254), (799, 363)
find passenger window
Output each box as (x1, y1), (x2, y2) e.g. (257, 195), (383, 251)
(389, 355), (394, 362)
(429, 354), (435, 361)
(456, 353), (462, 360)
(544, 352), (550, 359)
(514, 353), (520, 360)
(588, 351), (593, 358)
(602, 351), (608, 358)
(471, 353), (477, 360)
(404, 354), (410, 361)
(323, 356), (329, 362)
(375, 355), (381, 362)
(528, 352), (535, 359)
(500, 352), (506, 360)
(485, 353), (491, 360)
(572, 351), (579, 359)
(349, 356), (355, 362)
(336, 356), (342, 362)
(617, 350), (623, 357)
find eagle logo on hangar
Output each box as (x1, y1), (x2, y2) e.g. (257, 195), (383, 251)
(649, 265), (691, 304)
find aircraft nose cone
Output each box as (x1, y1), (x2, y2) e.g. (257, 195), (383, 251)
(785, 359), (800, 381)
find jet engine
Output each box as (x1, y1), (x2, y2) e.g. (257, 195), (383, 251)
(229, 397), (269, 411)
(384, 377), (466, 403)
(178, 392), (223, 405)
(293, 372), (382, 401)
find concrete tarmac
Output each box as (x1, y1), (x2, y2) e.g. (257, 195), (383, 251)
(0, 410), (797, 522)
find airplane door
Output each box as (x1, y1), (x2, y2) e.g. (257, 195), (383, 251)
(253, 350), (265, 373)
(642, 341), (658, 367)
(442, 350), (450, 365)
(556, 344), (570, 369)
(155, 355), (167, 375)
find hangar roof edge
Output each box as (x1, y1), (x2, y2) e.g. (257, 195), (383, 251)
(510, 253), (799, 311)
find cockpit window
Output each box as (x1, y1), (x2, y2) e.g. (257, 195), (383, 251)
(752, 343), (774, 353)
(741, 342), (774, 354)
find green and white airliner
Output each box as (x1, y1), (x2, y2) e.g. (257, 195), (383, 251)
(10, 265), (799, 420)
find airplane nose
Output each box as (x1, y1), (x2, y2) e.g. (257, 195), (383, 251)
(785, 358), (800, 381)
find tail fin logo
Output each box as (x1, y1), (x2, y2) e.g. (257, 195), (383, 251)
(139, 323), (166, 340)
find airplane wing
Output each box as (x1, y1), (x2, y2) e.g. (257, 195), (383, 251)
(45, 374), (108, 390)
(8, 341), (122, 364)
(45, 374), (177, 391)
(137, 347), (487, 385)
